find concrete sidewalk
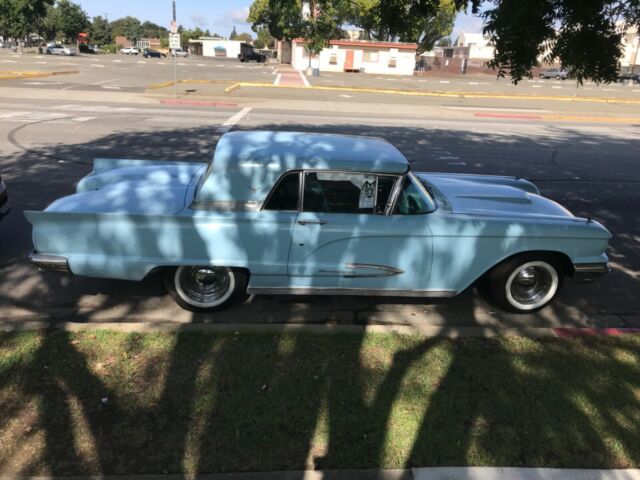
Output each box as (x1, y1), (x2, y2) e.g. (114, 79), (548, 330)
(1, 468), (639, 480)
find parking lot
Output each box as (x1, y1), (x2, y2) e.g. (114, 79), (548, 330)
(1, 50), (639, 330)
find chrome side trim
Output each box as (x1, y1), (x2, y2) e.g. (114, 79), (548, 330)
(318, 263), (404, 278)
(28, 251), (70, 273)
(191, 200), (262, 211)
(573, 262), (610, 281)
(247, 287), (457, 297)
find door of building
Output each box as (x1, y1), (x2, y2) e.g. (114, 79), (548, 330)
(344, 49), (354, 71)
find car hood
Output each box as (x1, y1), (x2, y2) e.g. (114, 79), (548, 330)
(417, 172), (575, 221)
(46, 163), (205, 216)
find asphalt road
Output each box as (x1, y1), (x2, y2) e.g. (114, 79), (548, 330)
(0, 71), (638, 328)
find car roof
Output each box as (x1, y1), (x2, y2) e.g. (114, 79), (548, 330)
(194, 130), (409, 204)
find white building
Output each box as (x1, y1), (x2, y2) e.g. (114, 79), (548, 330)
(455, 32), (495, 59)
(620, 25), (639, 68)
(188, 37), (244, 58)
(291, 39), (417, 76)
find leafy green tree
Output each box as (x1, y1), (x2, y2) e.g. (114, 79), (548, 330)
(120, 16), (143, 44)
(55, 0), (89, 44)
(37, 3), (59, 40)
(381, 0), (640, 83)
(248, 0), (304, 41)
(141, 20), (167, 39)
(235, 32), (253, 42)
(253, 25), (275, 48)
(0, 0), (54, 42)
(90, 15), (111, 45)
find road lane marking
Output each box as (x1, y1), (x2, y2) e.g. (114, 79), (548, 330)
(112, 59), (122, 62)
(90, 63), (105, 68)
(340, 94), (353, 98)
(468, 82), (479, 85)
(1, 60), (17, 63)
(273, 73), (281, 86)
(91, 78), (119, 85)
(300, 71), (311, 87)
(439, 80), (450, 84)
(533, 85), (542, 88)
(197, 63), (205, 66)
(23, 81), (63, 85)
(102, 85), (121, 89)
(222, 107), (252, 127)
(552, 86), (562, 89)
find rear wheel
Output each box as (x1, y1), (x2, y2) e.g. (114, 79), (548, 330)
(165, 266), (247, 312)
(488, 254), (563, 313)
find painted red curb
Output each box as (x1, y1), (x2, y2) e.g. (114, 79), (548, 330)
(553, 327), (640, 338)
(474, 112), (543, 120)
(160, 99), (238, 107)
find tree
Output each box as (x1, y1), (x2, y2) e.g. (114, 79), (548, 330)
(55, 0), (89, 44)
(37, 3), (59, 41)
(248, 0), (304, 41)
(90, 15), (111, 45)
(229, 26), (238, 39)
(379, 0), (640, 83)
(119, 16), (142, 44)
(0, 0), (54, 42)
(141, 21), (167, 40)
(235, 32), (253, 42)
(253, 25), (275, 48)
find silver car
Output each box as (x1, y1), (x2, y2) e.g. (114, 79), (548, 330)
(540, 68), (569, 79)
(46, 44), (77, 56)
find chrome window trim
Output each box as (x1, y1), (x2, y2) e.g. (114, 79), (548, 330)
(191, 200), (262, 211)
(407, 171), (437, 213)
(300, 169), (401, 216)
(260, 170), (302, 212)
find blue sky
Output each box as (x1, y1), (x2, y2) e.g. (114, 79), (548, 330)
(76, 0), (485, 40)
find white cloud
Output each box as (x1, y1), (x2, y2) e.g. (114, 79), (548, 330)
(212, 6), (251, 33)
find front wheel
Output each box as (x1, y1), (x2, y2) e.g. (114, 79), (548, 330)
(488, 255), (563, 313)
(165, 266), (247, 312)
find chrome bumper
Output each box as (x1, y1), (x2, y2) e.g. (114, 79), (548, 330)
(28, 251), (70, 273)
(573, 262), (610, 281)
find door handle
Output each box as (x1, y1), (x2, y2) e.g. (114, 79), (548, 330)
(298, 220), (327, 225)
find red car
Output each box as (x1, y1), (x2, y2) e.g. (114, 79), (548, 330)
(0, 174), (9, 220)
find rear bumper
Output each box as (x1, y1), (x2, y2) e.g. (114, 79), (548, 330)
(28, 250), (70, 273)
(573, 262), (610, 281)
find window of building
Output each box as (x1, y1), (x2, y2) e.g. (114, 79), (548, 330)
(388, 48), (398, 68)
(363, 50), (378, 62)
(263, 171), (300, 211)
(303, 172), (397, 214)
(329, 52), (338, 64)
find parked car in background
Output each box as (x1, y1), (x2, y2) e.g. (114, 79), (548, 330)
(0, 174), (9, 220)
(540, 68), (570, 79)
(79, 43), (100, 54)
(46, 44), (77, 56)
(170, 47), (189, 57)
(617, 72), (640, 84)
(143, 48), (164, 58)
(120, 47), (139, 55)
(238, 43), (266, 62)
(26, 131), (611, 314)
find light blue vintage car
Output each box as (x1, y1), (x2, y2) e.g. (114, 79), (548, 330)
(26, 131), (611, 313)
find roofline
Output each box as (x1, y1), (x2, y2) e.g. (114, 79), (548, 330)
(292, 38), (417, 50)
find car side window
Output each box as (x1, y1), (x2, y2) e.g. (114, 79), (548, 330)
(394, 177), (431, 215)
(304, 172), (385, 214)
(263, 171), (300, 211)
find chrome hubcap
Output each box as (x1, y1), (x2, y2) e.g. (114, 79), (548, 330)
(506, 261), (558, 311)
(175, 266), (234, 307)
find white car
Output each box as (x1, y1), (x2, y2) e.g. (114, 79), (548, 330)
(46, 44), (76, 56)
(170, 47), (189, 57)
(120, 47), (139, 55)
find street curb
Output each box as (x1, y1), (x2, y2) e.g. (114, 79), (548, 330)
(2, 321), (640, 338)
(1, 467), (639, 480)
(160, 98), (238, 107)
(221, 81), (640, 105)
(0, 70), (78, 80)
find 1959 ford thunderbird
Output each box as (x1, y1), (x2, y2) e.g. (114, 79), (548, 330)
(25, 131), (611, 313)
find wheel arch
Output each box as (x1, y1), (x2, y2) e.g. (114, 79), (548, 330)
(474, 249), (573, 287)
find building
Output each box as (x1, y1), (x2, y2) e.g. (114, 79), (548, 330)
(454, 32), (495, 59)
(188, 37), (245, 58)
(114, 36), (161, 50)
(620, 25), (639, 70)
(290, 39), (417, 76)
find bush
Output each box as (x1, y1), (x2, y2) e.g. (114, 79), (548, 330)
(101, 43), (118, 54)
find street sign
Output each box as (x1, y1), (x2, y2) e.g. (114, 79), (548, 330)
(169, 33), (180, 49)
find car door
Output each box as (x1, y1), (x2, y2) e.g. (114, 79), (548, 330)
(288, 171), (434, 292)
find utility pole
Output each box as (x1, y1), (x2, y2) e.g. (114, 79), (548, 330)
(173, 1), (177, 98)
